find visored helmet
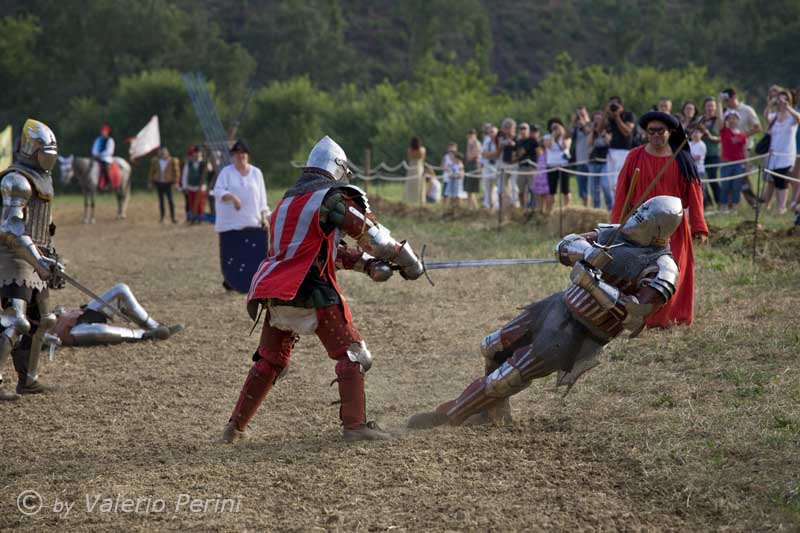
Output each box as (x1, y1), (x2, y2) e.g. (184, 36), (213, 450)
(620, 195), (683, 247)
(305, 136), (351, 181)
(17, 119), (58, 172)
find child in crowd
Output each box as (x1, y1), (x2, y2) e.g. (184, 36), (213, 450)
(531, 149), (549, 214)
(719, 110), (747, 212)
(425, 170), (442, 204)
(446, 152), (466, 207)
(440, 142), (457, 200)
(689, 128), (708, 204)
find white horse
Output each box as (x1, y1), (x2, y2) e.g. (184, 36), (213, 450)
(57, 155), (131, 223)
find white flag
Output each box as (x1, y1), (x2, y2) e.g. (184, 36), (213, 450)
(129, 115), (161, 160)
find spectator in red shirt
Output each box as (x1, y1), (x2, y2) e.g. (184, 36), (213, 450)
(719, 110), (748, 211)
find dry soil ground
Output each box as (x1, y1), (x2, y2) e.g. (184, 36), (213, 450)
(1, 193), (798, 532)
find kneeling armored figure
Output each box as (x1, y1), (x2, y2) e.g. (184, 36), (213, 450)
(409, 195), (682, 428)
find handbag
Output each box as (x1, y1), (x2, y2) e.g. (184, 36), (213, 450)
(755, 115), (778, 155)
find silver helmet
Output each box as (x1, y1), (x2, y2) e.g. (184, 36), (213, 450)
(305, 136), (351, 181)
(620, 195), (683, 247)
(17, 119), (58, 172)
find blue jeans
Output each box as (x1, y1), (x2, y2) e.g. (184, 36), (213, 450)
(588, 162), (613, 210)
(720, 163), (744, 206)
(575, 164), (588, 201)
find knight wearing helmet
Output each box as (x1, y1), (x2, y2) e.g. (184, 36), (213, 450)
(222, 136), (425, 443)
(408, 195), (683, 429)
(0, 119), (63, 401)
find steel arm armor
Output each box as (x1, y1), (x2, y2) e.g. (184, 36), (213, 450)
(556, 231), (612, 269)
(646, 255), (679, 301)
(620, 256), (678, 334)
(323, 187), (423, 280)
(569, 262), (620, 310)
(335, 243), (393, 282)
(0, 173), (53, 280)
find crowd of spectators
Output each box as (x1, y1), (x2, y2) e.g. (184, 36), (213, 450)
(415, 85), (800, 221)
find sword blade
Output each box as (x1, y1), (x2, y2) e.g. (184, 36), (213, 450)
(423, 258), (558, 270)
(59, 270), (133, 324)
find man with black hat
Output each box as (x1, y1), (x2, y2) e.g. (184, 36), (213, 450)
(610, 111), (708, 328)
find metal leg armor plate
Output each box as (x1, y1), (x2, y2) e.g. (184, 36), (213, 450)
(87, 283), (159, 330)
(69, 323), (147, 345)
(0, 298), (29, 392)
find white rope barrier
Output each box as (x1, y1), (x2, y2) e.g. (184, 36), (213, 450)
(293, 151), (796, 183)
(700, 168), (758, 183)
(764, 168), (800, 184)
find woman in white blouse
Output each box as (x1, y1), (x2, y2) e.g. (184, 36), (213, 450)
(213, 140), (271, 292)
(214, 140), (270, 232)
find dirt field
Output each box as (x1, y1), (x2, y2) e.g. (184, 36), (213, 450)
(1, 194), (798, 532)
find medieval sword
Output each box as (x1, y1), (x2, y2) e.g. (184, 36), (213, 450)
(418, 245), (557, 286)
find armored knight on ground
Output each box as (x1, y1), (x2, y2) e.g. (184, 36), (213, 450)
(408, 195), (683, 429)
(52, 283), (183, 347)
(0, 119), (63, 401)
(222, 136), (424, 443)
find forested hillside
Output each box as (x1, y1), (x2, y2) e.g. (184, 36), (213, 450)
(1, 0), (796, 182)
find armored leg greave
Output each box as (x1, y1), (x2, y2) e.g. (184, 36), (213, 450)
(19, 290), (56, 387)
(480, 307), (537, 370)
(87, 284), (159, 330)
(0, 298), (30, 390)
(228, 359), (280, 432)
(69, 323), (148, 345)
(444, 346), (557, 426)
(335, 358), (366, 430)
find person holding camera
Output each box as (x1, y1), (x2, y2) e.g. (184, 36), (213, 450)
(603, 96), (636, 195)
(543, 118), (572, 211)
(760, 89), (800, 214)
(569, 106), (592, 206)
(697, 97), (723, 207)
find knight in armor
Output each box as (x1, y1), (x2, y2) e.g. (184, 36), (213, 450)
(0, 119), (62, 401)
(91, 124), (114, 191)
(52, 283), (183, 347)
(408, 195), (683, 429)
(222, 136), (425, 443)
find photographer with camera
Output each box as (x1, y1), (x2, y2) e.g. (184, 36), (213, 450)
(543, 118), (572, 211)
(570, 106), (592, 206)
(697, 97), (723, 207)
(602, 96), (636, 195)
(760, 89), (800, 214)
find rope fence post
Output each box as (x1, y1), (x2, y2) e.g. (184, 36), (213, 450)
(751, 153), (767, 263)
(364, 144), (372, 198)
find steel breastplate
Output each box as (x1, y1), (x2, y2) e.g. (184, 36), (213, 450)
(0, 164), (55, 200)
(564, 228), (671, 341)
(26, 194), (52, 247)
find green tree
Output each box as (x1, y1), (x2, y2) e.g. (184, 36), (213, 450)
(242, 77), (334, 184)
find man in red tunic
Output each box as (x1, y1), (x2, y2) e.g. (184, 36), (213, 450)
(221, 136), (424, 443)
(610, 111), (708, 327)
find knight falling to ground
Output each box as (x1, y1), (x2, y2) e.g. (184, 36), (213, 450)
(0, 119), (62, 401)
(222, 136), (424, 443)
(408, 195), (683, 429)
